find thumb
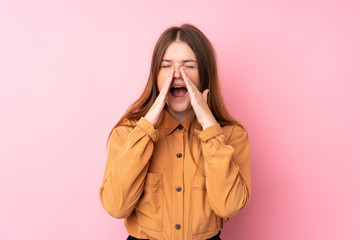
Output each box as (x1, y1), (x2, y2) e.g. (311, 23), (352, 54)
(202, 89), (209, 102)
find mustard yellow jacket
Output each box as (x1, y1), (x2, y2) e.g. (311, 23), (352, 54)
(99, 109), (251, 240)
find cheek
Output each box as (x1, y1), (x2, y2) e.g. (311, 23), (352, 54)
(194, 77), (201, 89)
(188, 72), (201, 89)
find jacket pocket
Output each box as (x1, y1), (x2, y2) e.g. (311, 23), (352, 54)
(192, 176), (220, 235)
(128, 172), (163, 232)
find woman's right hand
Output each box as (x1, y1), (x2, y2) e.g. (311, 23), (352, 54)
(145, 68), (174, 127)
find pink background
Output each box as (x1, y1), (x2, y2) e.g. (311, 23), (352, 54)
(1, 0), (359, 239)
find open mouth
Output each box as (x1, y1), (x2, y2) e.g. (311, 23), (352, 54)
(170, 86), (188, 98)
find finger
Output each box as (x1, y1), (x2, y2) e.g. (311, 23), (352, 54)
(159, 68), (174, 98)
(180, 67), (197, 95)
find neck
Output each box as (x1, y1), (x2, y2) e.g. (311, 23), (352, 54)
(166, 107), (194, 123)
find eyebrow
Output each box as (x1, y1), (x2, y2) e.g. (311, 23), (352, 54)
(161, 59), (197, 63)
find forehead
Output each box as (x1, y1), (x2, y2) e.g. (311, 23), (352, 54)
(162, 41), (196, 61)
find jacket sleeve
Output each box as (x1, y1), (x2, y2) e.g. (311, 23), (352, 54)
(194, 123), (251, 219)
(99, 117), (159, 219)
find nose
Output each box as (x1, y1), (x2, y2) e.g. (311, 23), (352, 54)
(173, 65), (182, 79)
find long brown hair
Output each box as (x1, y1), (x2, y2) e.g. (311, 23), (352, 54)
(106, 24), (244, 171)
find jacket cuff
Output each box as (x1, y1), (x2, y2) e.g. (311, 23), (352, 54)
(136, 117), (159, 142)
(194, 123), (224, 142)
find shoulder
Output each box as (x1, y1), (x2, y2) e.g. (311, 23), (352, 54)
(111, 117), (159, 143)
(221, 122), (248, 143)
(120, 118), (138, 127)
(111, 118), (139, 139)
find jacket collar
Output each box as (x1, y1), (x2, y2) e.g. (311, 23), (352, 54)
(159, 109), (194, 135)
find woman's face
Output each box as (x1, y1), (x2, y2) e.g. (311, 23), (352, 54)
(157, 41), (200, 116)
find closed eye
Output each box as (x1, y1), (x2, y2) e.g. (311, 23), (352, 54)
(161, 65), (171, 68)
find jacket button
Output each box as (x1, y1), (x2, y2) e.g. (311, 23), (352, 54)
(178, 124), (183, 130)
(175, 224), (181, 230)
(176, 186), (182, 192)
(176, 153), (182, 158)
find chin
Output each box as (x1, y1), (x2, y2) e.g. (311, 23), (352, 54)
(167, 102), (191, 113)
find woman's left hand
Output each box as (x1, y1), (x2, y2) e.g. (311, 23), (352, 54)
(180, 67), (217, 130)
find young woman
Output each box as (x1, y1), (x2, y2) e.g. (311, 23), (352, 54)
(99, 24), (251, 240)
